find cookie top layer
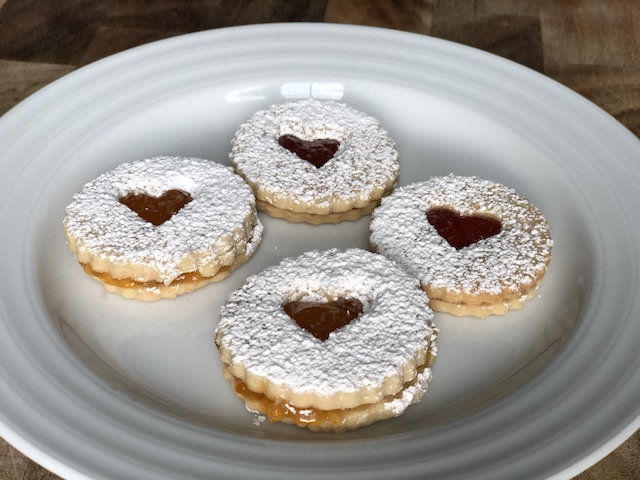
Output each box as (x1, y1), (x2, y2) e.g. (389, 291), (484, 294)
(215, 248), (437, 411)
(229, 99), (399, 215)
(370, 175), (553, 305)
(64, 156), (262, 284)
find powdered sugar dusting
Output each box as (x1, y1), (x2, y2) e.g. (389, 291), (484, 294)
(370, 175), (553, 298)
(383, 367), (433, 416)
(64, 156), (262, 283)
(216, 248), (435, 398)
(251, 414), (266, 426)
(229, 99), (399, 211)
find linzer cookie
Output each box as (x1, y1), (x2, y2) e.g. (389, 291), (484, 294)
(370, 175), (553, 318)
(229, 99), (399, 224)
(63, 156), (263, 301)
(215, 248), (438, 432)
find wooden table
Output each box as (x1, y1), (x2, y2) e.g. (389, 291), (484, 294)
(1, 1), (639, 478)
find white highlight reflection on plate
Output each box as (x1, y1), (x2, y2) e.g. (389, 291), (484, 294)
(1, 23), (639, 480)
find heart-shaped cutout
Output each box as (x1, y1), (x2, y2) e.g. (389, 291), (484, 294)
(278, 134), (340, 168)
(427, 208), (501, 250)
(283, 297), (363, 341)
(119, 189), (193, 226)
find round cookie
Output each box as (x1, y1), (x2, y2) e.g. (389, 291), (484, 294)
(215, 248), (438, 433)
(229, 99), (399, 224)
(370, 175), (553, 318)
(63, 156), (263, 301)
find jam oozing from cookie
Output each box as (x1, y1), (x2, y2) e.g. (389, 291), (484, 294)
(81, 263), (228, 289)
(426, 208), (501, 250)
(119, 190), (192, 226)
(278, 134), (340, 168)
(231, 354), (436, 428)
(283, 297), (363, 341)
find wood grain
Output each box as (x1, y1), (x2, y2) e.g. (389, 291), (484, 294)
(325, 0), (434, 34)
(0, 59), (73, 114)
(540, 0), (640, 138)
(0, 444), (60, 480)
(1, 1), (640, 478)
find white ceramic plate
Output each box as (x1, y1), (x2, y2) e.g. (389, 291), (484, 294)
(1, 23), (640, 480)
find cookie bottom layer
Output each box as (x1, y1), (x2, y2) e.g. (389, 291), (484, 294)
(256, 199), (380, 224)
(224, 352), (436, 433)
(427, 283), (539, 318)
(81, 255), (245, 301)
